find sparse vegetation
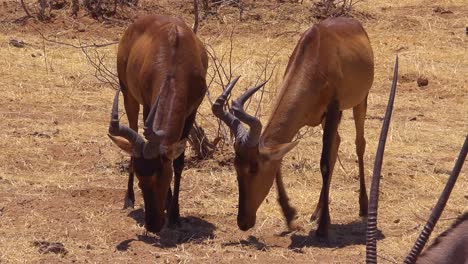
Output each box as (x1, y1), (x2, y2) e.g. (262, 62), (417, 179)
(310, 0), (365, 20)
(0, 0), (467, 263)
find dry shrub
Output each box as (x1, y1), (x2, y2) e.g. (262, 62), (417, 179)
(21, 0), (139, 21)
(200, 0), (244, 20)
(83, 0), (138, 19)
(310, 0), (363, 20)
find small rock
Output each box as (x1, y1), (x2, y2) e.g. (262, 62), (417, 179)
(409, 117), (417, 121)
(9, 39), (26, 48)
(33, 241), (68, 255)
(29, 131), (51, 139)
(249, 14), (261, 21)
(433, 7), (453, 14)
(396, 46), (408, 52)
(417, 77), (429, 87)
(394, 218), (400, 223)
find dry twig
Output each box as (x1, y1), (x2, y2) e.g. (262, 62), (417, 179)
(20, 0), (32, 18)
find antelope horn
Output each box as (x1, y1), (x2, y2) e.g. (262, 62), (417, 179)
(143, 94), (165, 142)
(403, 135), (467, 264)
(366, 55), (399, 264)
(108, 88), (145, 155)
(212, 76), (247, 140)
(231, 80), (267, 147)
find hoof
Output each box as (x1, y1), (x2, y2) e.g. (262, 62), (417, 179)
(123, 198), (134, 209)
(360, 215), (368, 223)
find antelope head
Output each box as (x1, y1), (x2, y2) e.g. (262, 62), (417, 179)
(212, 77), (298, 231)
(108, 88), (186, 233)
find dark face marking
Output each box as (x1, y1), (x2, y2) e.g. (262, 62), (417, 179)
(233, 147), (276, 231)
(133, 156), (162, 177)
(132, 156), (172, 233)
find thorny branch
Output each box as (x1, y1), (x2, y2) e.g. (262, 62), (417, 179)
(33, 28), (119, 49)
(201, 27), (281, 148)
(80, 43), (119, 89)
(33, 27), (119, 89)
(20, 0), (32, 18)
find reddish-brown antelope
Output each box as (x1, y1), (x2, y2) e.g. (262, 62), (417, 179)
(365, 57), (468, 263)
(108, 15), (208, 233)
(213, 17), (374, 236)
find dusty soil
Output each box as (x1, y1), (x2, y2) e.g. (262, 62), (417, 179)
(0, 0), (466, 263)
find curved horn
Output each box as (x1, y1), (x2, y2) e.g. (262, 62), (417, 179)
(212, 76), (247, 140)
(366, 56), (399, 264)
(231, 80), (267, 147)
(143, 95), (165, 142)
(403, 135), (467, 264)
(108, 88), (145, 153)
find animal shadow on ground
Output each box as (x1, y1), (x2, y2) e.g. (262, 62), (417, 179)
(116, 208), (216, 250)
(222, 235), (282, 251)
(289, 220), (385, 250)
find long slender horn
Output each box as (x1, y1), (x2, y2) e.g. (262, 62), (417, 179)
(212, 76), (247, 139)
(366, 55), (399, 264)
(403, 135), (467, 264)
(108, 88), (145, 152)
(231, 80), (267, 146)
(143, 94), (165, 141)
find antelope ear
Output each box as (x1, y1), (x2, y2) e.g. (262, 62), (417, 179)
(259, 141), (299, 161)
(108, 134), (133, 155)
(165, 138), (188, 160)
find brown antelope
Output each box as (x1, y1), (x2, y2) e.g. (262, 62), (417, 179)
(108, 15), (208, 233)
(365, 58), (468, 263)
(367, 133), (467, 264)
(212, 17), (374, 236)
(413, 212), (468, 264)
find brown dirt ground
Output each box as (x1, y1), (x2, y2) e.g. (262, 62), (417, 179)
(0, 0), (467, 263)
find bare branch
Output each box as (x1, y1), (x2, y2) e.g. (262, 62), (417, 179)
(33, 26), (119, 89)
(32, 27), (119, 49)
(20, 0), (32, 18)
(193, 0), (200, 33)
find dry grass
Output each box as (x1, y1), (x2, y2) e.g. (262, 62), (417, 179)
(0, 0), (466, 263)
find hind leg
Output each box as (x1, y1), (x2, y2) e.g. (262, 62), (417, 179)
(122, 88), (140, 209)
(310, 119), (341, 223)
(168, 112), (196, 227)
(353, 97), (369, 217)
(311, 100), (342, 238)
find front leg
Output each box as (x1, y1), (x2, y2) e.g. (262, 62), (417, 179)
(168, 151), (184, 227)
(122, 89), (139, 209)
(167, 112), (196, 227)
(165, 187), (173, 212)
(315, 100), (342, 238)
(123, 157), (135, 209)
(276, 170), (302, 231)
